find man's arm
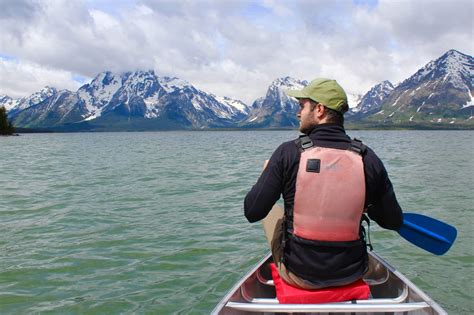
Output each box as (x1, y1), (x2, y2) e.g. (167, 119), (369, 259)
(244, 145), (284, 223)
(364, 149), (403, 230)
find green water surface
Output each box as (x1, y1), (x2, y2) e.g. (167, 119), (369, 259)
(1, 130), (473, 314)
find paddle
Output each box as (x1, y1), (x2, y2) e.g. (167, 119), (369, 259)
(398, 213), (457, 255)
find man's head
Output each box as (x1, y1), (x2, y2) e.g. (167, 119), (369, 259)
(286, 78), (349, 133)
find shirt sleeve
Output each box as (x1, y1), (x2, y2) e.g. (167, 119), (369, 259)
(244, 144), (285, 223)
(364, 148), (404, 231)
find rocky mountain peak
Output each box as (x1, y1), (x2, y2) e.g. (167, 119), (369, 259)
(2, 86), (58, 114)
(0, 95), (14, 110)
(5, 49), (472, 130)
(118, 70), (161, 98)
(0, 97), (18, 114)
(122, 70), (157, 84)
(264, 77), (306, 107)
(400, 49), (472, 90)
(158, 76), (192, 93)
(28, 86), (58, 104)
(350, 49), (473, 125)
(242, 76), (308, 128)
(270, 76), (307, 90)
(0, 95), (12, 102)
(88, 71), (121, 89)
(349, 80), (394, 116)
(379, 80), (394, 90)
(368, 80), (394, 100)
(9, 69), (252, 129)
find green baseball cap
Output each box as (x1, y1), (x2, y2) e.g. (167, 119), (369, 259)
(286, 78), (349, 114)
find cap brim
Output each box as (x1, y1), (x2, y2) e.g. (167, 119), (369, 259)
(285, 89), (307, 99)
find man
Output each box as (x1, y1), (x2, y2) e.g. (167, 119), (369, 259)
(244, 78), (403, 289)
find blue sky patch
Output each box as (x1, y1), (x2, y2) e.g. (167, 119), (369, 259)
(353, 0), (378, 8)
(0, 54), (18, 62)
(72, 74), (90, 85)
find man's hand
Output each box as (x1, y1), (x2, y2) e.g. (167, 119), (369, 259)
(263, 159), (269, 171)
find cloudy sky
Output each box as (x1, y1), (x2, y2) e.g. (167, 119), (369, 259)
(0, 0), (472, 104)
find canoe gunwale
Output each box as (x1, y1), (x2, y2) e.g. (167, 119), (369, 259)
(246, 284), (410, 305)
(212, 251), (447, 314)
(224, 301), (431, 313)
(212, 253), (273, 313)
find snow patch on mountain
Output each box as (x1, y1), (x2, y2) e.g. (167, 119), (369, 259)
(0, 95), (15, 111)
(214, 95), (249, 114)
(158, 76), (190, 93)
(266, 76), (308, 111)
(350, 81), (394, 115)
(2, 86), (58, 114)
(77, 71), (124, 120)
(270, 76), (307, 93)
(241, 77), (308, 127)
(401, 49), (472, 91)
(7, 50), (472, 130)
(463, 93), (474, 108)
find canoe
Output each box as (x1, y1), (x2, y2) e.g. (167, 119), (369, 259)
(212, 251), (447, 314)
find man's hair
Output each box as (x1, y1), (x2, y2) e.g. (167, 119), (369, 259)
(325, 107), (345, 125)
(309, 100), (346, 125)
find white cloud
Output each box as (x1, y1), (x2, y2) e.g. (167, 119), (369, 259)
(0, 58), (83, 98)
(0, 0), (472, 104)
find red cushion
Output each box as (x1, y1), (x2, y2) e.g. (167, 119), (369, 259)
(270, 263), (370, 304)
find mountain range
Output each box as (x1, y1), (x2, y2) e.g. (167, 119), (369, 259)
(4, 71), (249, 131)
(2, 49), (472, 131)
(347, 49), (473, 127)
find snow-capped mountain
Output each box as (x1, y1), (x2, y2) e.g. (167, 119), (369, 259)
(76, 71), (124, 121)
(12, 90), (88, 128)
(0, 95), (15, 111)
(242, 76), (308, 128)
(358, 49), (473, 125)
(4, 49), (472, 130)
(401, 49), (471, 93)
(10, 71), (250, 130)
(2, 87), (57, 115)
(348, 81), (394, 118)
(80, 71), (249, 125)
(214, 95), (249, 117)
(245, 51), (472, 128)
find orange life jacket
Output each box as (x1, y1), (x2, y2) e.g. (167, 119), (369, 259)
(292, 137), (366, 242)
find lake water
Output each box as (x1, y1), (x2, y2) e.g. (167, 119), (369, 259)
(1, 130), (473, 314)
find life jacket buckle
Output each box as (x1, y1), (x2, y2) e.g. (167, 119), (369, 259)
(349, 138), (367, 155)
(361, 214), (373, 251)
(295, 135), (314, 151)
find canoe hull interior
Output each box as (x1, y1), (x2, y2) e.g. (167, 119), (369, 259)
(212, 252), (446, 315)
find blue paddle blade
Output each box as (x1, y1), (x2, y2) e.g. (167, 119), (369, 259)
(398, 213), (457, 255)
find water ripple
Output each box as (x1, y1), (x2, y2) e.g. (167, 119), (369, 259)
(1, 130), (472, 314)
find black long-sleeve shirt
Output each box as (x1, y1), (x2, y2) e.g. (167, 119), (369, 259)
(244, 124), (403, 286)
(244, 123), (403, 231)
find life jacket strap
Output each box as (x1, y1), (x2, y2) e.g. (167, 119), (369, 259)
(281, 215), (287, 264)
(296, 136), (367, 155)
(281, 208), (294, 264)
(360, 214), (373, 251)
(349, 138), (367, 155)
(295, 135), (314, 152)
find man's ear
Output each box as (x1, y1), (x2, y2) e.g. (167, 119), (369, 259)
(315, 103), (326, 118)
